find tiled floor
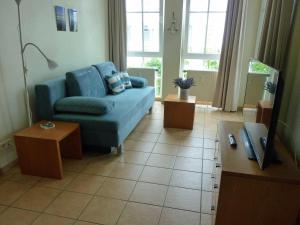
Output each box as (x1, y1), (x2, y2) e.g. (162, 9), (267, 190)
(0, 102), (243, 225)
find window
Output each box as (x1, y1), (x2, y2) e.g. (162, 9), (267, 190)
(126, 0), (163, 96)
(183, 0), (228, 71)
(126, 0), (163, 61)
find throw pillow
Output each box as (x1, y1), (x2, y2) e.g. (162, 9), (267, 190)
(118, 72), (132, 89)
(105, 74), (125, 95)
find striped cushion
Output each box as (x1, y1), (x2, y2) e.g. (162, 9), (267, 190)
(118, 72), (132, 89)
(105, 74), (125, 95)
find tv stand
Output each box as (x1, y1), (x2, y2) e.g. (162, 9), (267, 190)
(214, 121), (300, 225)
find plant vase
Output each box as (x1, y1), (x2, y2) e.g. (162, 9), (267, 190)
(179, 88), (189, 100)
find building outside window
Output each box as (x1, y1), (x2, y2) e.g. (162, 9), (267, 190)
(126, 0), (163, 96)
(183, 0), (228, 71)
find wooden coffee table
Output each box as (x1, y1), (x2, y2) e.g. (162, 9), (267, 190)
(164, 94), (196, 130)
(14, 121), (82, 179)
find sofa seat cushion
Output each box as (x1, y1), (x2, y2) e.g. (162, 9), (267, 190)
(55, 97), (114, 115)
(66, 66), (106, 97)
(53, 87), (155, 132)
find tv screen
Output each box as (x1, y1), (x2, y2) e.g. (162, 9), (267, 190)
(242, 59), (283, 169)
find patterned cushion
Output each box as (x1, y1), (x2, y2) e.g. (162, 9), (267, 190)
(105, 74), (125, 95)
(118, 72), (132, 89)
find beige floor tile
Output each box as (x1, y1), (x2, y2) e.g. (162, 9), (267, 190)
(118, 151), (150, 164)
(65, 174), (105, 194)
(109, 163), (143, 180)
(203, 130), (217, 139)
(152, 143), (179, 156)
(46, 191), (92, 219)
(201, 213), (213, 225)
(13, 186), (60, 212)
(8, 173), (41, 186)
(174, 157), (202, 172)
(201, 191), (213, 214)
(0, 205), (7, 214)
(80, 196), (125, 225)
(163, 128), (203, 138)
(203, 139), (216, 149)
(177, 146), (203, 158)
(75, 221), (99, 225)
(37, 172), (77, 189)
(124, 140), (155, 152)
(0, 181), (31, 205)
(158, 134), (182, 145)
(83, 161), (117, 176)
(170, 170), (202, 189)
(0, 207), (39, 225)
(139, 166), (172, 185)
(32, 214), (75, 225)
(202, 173), (213, 191)
(203, 160), (214, 174)
(117, 202), (162, 225)
(146, 154), (176, 168)
(128, 132), (160, 142)
(165, 187), (201, 212)
(130, 182), (168, 206)
(97, 178), (136, 200)
(159, 207), (200, 225)
(203, 148), (215, 160)
(180, 137), (203, 148)
(63, 158), (90, 173)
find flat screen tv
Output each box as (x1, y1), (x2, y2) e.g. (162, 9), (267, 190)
(242, 59), (284, 169)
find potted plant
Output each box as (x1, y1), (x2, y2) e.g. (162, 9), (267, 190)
(264, 81), (277, 101)
(173, 77), (195, 100)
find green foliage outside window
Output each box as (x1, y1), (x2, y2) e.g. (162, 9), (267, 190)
(250, 61), (271, 74)
(145, 58), (162, 76)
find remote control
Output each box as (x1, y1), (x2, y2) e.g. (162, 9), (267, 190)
(228, 134), (237, 148)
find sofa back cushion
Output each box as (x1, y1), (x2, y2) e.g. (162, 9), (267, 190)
(66, 66), (106, 97)
(93, 62), (117, 94)
(35, 77), (67, 120)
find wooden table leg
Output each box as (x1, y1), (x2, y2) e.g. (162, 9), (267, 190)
(14, 136), (63, 179)
(60, 127), (82, 159)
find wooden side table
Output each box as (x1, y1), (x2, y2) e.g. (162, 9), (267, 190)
(256, 100), (273, 127)
(164, 94), (196, 130)
(14, 121), (82, 179)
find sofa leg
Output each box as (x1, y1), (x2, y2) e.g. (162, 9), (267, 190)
(117, 145), (123, 154)
(149, 107), (153, 114)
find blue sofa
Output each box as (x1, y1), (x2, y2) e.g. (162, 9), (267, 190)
(35, 62), (155, 152)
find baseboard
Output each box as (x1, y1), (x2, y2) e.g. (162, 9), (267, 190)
(0, 159), (18, 175)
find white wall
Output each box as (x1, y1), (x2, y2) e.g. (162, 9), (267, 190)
(0, 0), (108, 168)
(238, 0), (263, 107)
(161, 0), (185, 99)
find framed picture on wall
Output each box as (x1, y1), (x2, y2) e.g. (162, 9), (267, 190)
(54, 6), (66, 31)
(68, 8), (78, 32)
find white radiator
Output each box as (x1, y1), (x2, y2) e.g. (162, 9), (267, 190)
(185, 70), (218, 103)
(127, 68), (156, 87)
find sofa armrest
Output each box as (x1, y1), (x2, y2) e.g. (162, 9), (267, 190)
(129, 76), (148, 88)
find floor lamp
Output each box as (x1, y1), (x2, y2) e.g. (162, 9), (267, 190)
(15, 0), (58, 127)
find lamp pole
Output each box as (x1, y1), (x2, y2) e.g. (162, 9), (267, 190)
(16, 0), (33, 127)
(15, 0), (58, 127)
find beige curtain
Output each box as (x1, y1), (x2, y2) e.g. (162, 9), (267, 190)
(258, 0), (296, 70)
(108, 0), (127, 71)
(212, 0), (246, 111)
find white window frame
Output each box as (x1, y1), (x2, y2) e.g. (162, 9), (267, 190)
(183, 0), (227, 61)
(126, 0), (164, 59)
